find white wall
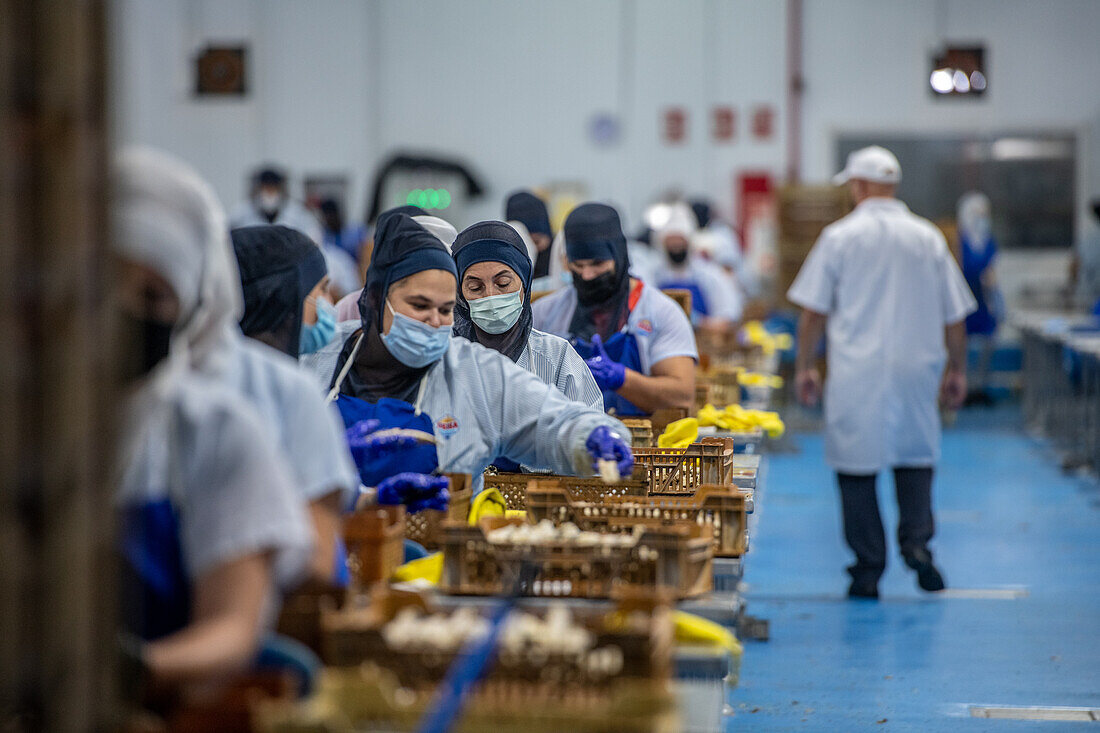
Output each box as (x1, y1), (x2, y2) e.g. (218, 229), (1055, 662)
(111, 0), (1100, 234)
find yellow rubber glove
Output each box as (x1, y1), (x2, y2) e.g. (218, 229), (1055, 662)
(391, 552), (443, 584)
(467, 487), (507, 524)
(697, 403), (723, 428)
(658, 417), (699, 448)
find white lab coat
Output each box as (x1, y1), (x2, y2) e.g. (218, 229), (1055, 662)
(787, 198), (976, 473)
(303, 322), (628, 493)
(229, 198), (325, 246)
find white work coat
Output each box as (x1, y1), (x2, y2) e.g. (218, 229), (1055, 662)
(303, 322), (627, 494)
(787, 198), (976, 473)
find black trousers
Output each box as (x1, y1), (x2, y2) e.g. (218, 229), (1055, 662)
(836, 467), (935, 585)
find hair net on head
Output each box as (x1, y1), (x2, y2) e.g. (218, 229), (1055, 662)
(506, 220), (538, 265)
(957, 191), (992, 245)
(357, 213), (457, 333)
(654, 202), (698, 250)
(505, 190), (552, 238)
(412, 215), (458, 251)
(114, 146), (242, 377)
(232, 225), (327, 358)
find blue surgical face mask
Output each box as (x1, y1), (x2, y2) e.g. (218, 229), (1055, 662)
(381, 299), (452, 367)
(468, 290), (523, 334)
(300, 297), (336, 355)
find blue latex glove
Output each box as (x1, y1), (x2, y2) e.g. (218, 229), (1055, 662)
(585, 425), (634, 477)
(584, 334), (627, 391)
(377, 473), (450, 514)
(345, 419), (420, 466)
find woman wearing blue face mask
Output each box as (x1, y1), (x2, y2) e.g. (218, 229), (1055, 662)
(304, 214), (634, 494)
(452, 220), (602, 411)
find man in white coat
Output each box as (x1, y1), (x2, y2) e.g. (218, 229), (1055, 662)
(789, 145), (976, 599)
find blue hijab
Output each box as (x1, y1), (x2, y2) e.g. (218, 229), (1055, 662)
(451, 221), (533, 362)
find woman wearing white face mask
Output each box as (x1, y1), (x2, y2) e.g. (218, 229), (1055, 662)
(452, 221), (603, 411)
(303, 214), (634, 495)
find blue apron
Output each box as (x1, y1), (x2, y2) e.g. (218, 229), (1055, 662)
(326, 333), (440, 488)
(573, 327), (646, 417)
(118, 498), (191, 641)
(658, 279), (709, 320)
(327, 333), (442, 577)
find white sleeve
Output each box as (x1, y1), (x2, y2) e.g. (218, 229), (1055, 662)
(938, 240), (978, 325)
(787, 231), (838, 314)
(648, 291), (699, 365)
(178, 395), (312, 585)
(553, 338), (606, 410)
(467, 345), (627, 475)
(280, 370), (359, 507)
(700, 264), (744, 321)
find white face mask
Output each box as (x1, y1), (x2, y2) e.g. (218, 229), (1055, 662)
(258, 191), (283, 215)
(468, 291), (524, 334)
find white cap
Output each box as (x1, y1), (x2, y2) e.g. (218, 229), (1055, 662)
(412, 214), (458, 251)
(832, 145), (902, 185)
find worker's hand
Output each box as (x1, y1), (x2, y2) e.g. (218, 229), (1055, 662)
(345, 419), (419, 465)
(584, 334), (627, 391)
(377, 473), (450, 514)
(795, 367), (822, 407)
(585, 425), (635, 477)
(940, 367), (967, 410)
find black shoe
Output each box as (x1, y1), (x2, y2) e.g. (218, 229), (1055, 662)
(903, 549), (945, 592)
(847, 580), (879, 599)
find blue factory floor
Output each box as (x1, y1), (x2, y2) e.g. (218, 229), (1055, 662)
(726, 405), (1100, 731)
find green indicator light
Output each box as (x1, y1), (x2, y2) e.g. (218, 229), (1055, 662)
(406, 190), (419, 206)
(417, 190), (429, 208)
(438, 189), (451, 209)
(427, 189), (440, 209)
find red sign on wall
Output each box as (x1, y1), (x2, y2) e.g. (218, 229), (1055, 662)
(711, 106), (736, 142)
(751, 106), (775, 140)
(663, 107), (687, 144)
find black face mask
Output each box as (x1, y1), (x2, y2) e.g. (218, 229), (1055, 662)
(573, 270), (620, 307)
(667, 249), (688, 265)
(120, 312), (173, 381)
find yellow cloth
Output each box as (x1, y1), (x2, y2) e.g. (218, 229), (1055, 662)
(697, 403), (785, 438)
(674, 610), (743, 656)
(658, 417), (699, 448)
(391, 552), (443, 584)
(468, 487), (507, 524)
(740, 321), (793, 356)
(738, 371), (784, 389)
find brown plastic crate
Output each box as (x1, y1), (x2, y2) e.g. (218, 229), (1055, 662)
(621, 418), (654, 447)
(633, 437), (736, 494)
(699, 366), (744, 407)
(403, 472), (472, 550)
(527, 482), (754, 558)
(439, 517), (713, 599)
(320, 586), (672, 686)
(343, 504), (404, 589)
(483, 471), (649, 511)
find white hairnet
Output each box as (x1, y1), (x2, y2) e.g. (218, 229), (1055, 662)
(957, 191), (992, 247)
(507, 219), (538, 264)
(114, 147), (241, 377)
(412, 214), (458, 251)
(654, 202), (697, 251)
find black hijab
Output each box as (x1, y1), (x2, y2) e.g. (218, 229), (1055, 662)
(334, 213), (457, 402)
(564, 203), (632, 341)
(231, 225), (326, 358)
(451, 221), (533, 362)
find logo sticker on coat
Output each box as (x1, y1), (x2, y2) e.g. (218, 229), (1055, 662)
(436, 415), (459, 439)
(636, 319), (654, 334)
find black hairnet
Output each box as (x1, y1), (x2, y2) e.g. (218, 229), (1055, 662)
(232, 225), (327, 358)
(504, 191), (552, 237)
